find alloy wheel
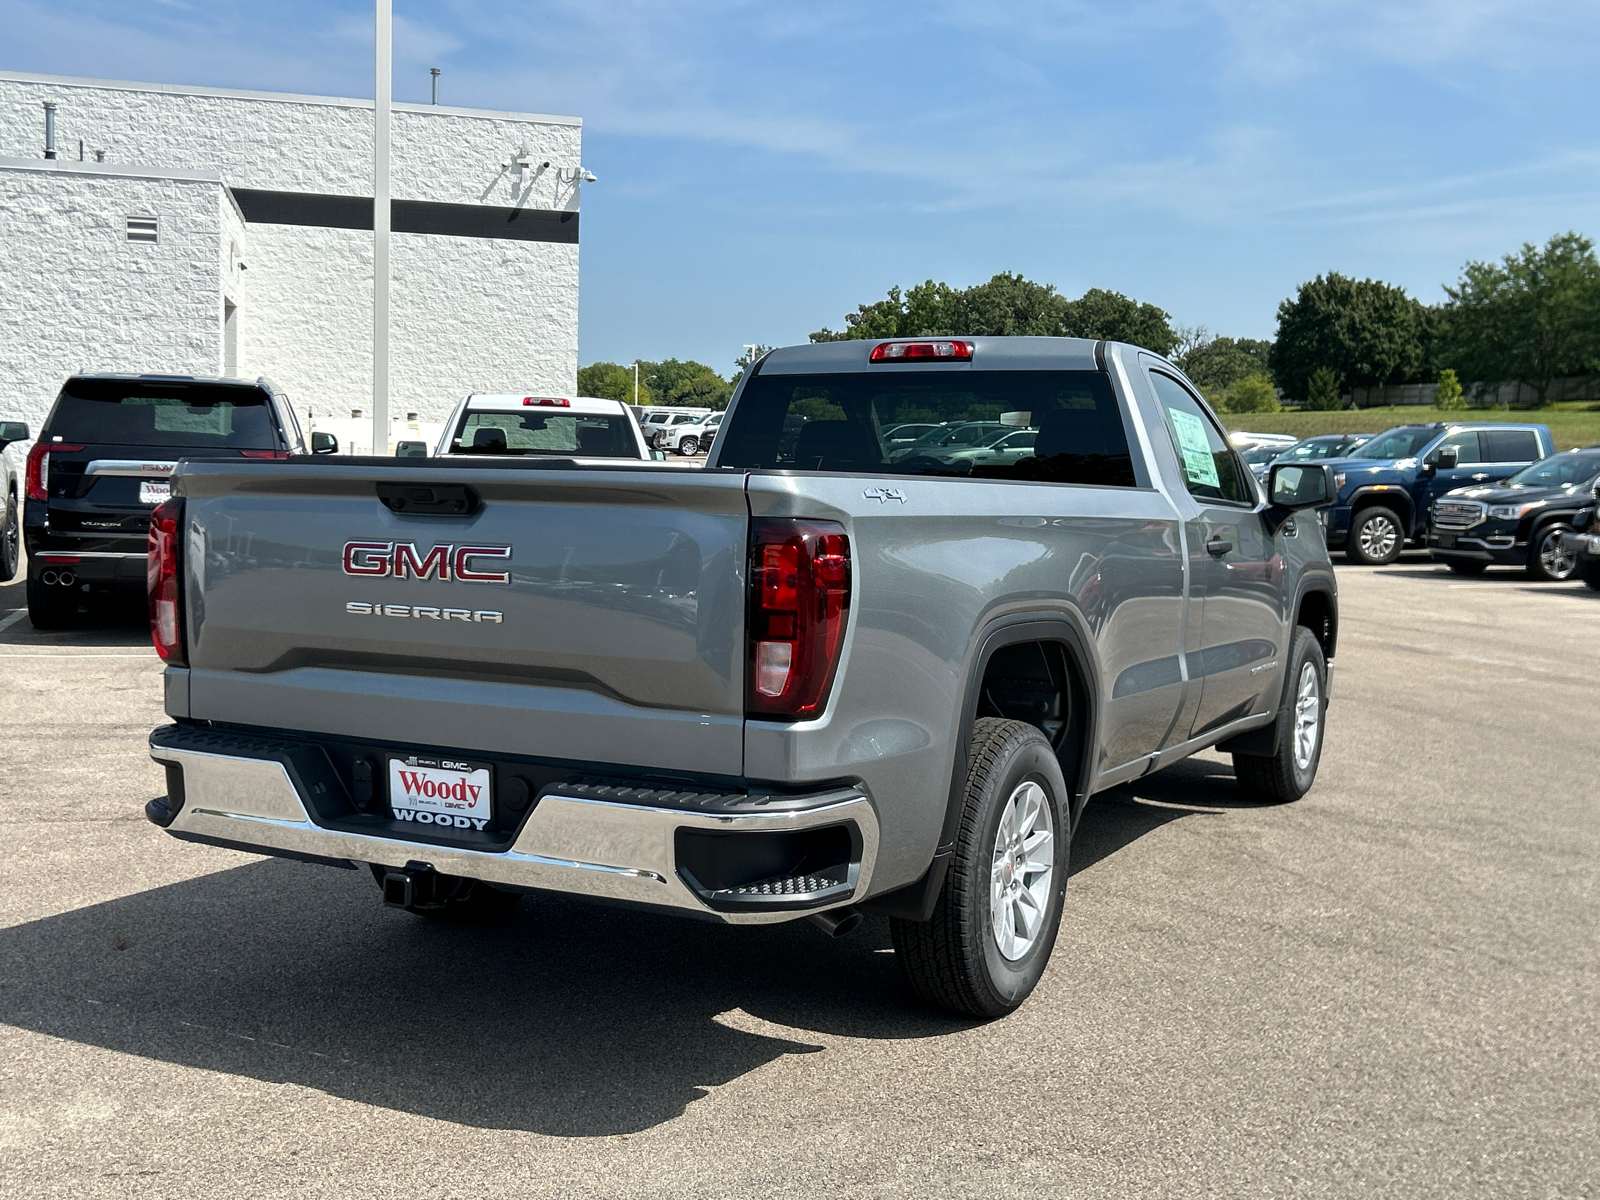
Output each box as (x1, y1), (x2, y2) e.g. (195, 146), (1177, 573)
(989, 780), (1055, 962)
(1358, 512), (1399, 561)
(1292, 661), (1321, 771)
(1538, 528), (1577, 581)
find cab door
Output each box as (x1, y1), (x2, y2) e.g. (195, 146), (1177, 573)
(1145, 371), (1288, 739)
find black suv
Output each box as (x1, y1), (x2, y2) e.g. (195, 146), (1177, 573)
(23, 374), (311, 628)
(1426, 448), (1600, 580)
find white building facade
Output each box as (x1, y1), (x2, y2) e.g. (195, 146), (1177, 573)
(0, 71), (582, 449)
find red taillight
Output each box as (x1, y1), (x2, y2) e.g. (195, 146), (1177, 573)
(147, 498), (186, 665)
(747, 519), (851, 719)
(239, 449), (290, 459)
(25, 442), (84, 501)
(869, 340), (972, 362)
(523, 396), (571, 407)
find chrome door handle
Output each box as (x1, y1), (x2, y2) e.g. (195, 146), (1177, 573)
(1470, 473), (1490, 481)
(1206, 535), (1233, 556)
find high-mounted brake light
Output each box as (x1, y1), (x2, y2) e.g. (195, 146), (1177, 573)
(869, 340), (973, 362)
(239, 449), (291, 459)
(25, 442), (83, 501)
(523, 396), (571, 407)
(747, 519), (851, 719)
(147, 498), (187, 665)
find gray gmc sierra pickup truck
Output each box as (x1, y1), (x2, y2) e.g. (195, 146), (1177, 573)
(145, 337), (1338, 1018)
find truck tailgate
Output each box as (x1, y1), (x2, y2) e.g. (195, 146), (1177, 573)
(177, 461), (749, 776)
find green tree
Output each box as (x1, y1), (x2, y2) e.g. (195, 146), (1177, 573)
(1223, 373), (1280, 413)
(1305, 366), (1342, 411)
(1440, 232), (1600, 405)
(1182, 335), (1274, 392)
(810, 273), (1176, 353)
(1271, 272), (1432, 403)
(1064, 287), (1178, 355)
(667, 368), (734, 410)
(577, 361), (651, 405)
(1434, 367), (1466, 410)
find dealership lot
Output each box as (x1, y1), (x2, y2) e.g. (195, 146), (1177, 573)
(0, 559), (1594, 1198)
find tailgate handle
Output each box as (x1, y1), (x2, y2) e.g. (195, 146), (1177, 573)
(376, 482), (480, 516)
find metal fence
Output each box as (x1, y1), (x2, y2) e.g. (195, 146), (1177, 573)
(1344, 375), (1600, 409)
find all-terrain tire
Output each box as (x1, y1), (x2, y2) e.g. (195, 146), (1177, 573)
(1345, 506), (1405, 565)
(26, 572), (76, 630)
(1233, 626), (1327, 804)
(1444, 558), (1488, 576)
(890, 717), (1070, 1019)
(1526, 524), (1578, 582)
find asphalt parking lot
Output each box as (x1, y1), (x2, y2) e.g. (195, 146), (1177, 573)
(0, 555), (1595, 1199)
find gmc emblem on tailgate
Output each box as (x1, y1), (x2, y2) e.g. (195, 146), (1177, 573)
(341, 541), (512, 584)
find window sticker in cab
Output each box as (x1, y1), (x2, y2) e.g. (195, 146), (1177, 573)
(1169, 409), (1221, 489)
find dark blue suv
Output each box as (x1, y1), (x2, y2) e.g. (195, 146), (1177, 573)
(1321, 422), (1553, 565)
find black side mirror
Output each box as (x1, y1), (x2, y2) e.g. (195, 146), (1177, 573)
(395, 440), (427, 458)
(311, 431), (338, 455)
(1268, 462), (1334, 510)
(0, 421), (29, 451)
(1434, 445), (1459, 470)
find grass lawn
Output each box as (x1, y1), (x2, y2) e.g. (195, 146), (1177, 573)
(1220, 406), (1600, 450)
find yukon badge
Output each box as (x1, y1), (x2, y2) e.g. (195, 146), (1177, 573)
(341, 541), (512, 583)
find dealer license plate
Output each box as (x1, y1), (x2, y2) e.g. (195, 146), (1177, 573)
(139, 480), (171, 505)
(388, 755), (493, 831)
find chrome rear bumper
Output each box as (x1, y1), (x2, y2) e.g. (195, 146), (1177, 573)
(149, 737), (878, 924)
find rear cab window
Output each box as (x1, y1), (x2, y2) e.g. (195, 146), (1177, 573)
(450, 404), (641, 458)
(717, 369), (1141, 487)
(45, 378), (283, 449)
(1483, 429), (1541, 463)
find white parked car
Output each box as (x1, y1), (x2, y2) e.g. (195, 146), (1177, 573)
(637, 407), (713, 451)
(647, 410), (719, 456)
(435, 394), (654, 461)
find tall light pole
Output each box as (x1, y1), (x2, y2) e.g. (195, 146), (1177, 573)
(373, 0), (392, 457)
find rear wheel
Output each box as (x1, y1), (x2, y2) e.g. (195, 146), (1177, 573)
(26, 572), (76, 630)
(1444, 559), (1488, 576)
(1527, 525), (1578, 582)
(891, 718), (1070, 1018)
(0, 493), (18, 582)
(678, 436), (699, 457)
(1346, 507), (1404, 565)
(1233, 626), (1327, 803)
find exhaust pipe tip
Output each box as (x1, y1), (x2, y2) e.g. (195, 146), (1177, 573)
(807, 906), (863, 938)
(40, 570), (57, 585)
(58, 570), (75, 587)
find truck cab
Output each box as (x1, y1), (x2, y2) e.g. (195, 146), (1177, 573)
(1321, 421), (1552, 565)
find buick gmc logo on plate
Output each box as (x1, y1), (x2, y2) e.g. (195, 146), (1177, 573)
(389, 756), (493, 830)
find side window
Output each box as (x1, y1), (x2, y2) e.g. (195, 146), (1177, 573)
(1483, 429), (1540, 463)
(1433, 431), (1482, 464)
(1148, 373), (1251, 505)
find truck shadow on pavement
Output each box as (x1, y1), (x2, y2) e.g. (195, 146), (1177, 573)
(0, 759), (1262, 1136)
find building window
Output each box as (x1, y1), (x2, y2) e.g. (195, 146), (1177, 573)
(126, 216), (159, 244)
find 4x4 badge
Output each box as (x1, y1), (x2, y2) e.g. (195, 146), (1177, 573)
(863, 487), (907, 504)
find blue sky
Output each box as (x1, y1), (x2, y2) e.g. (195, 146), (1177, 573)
(6, 1), (1600, 374)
